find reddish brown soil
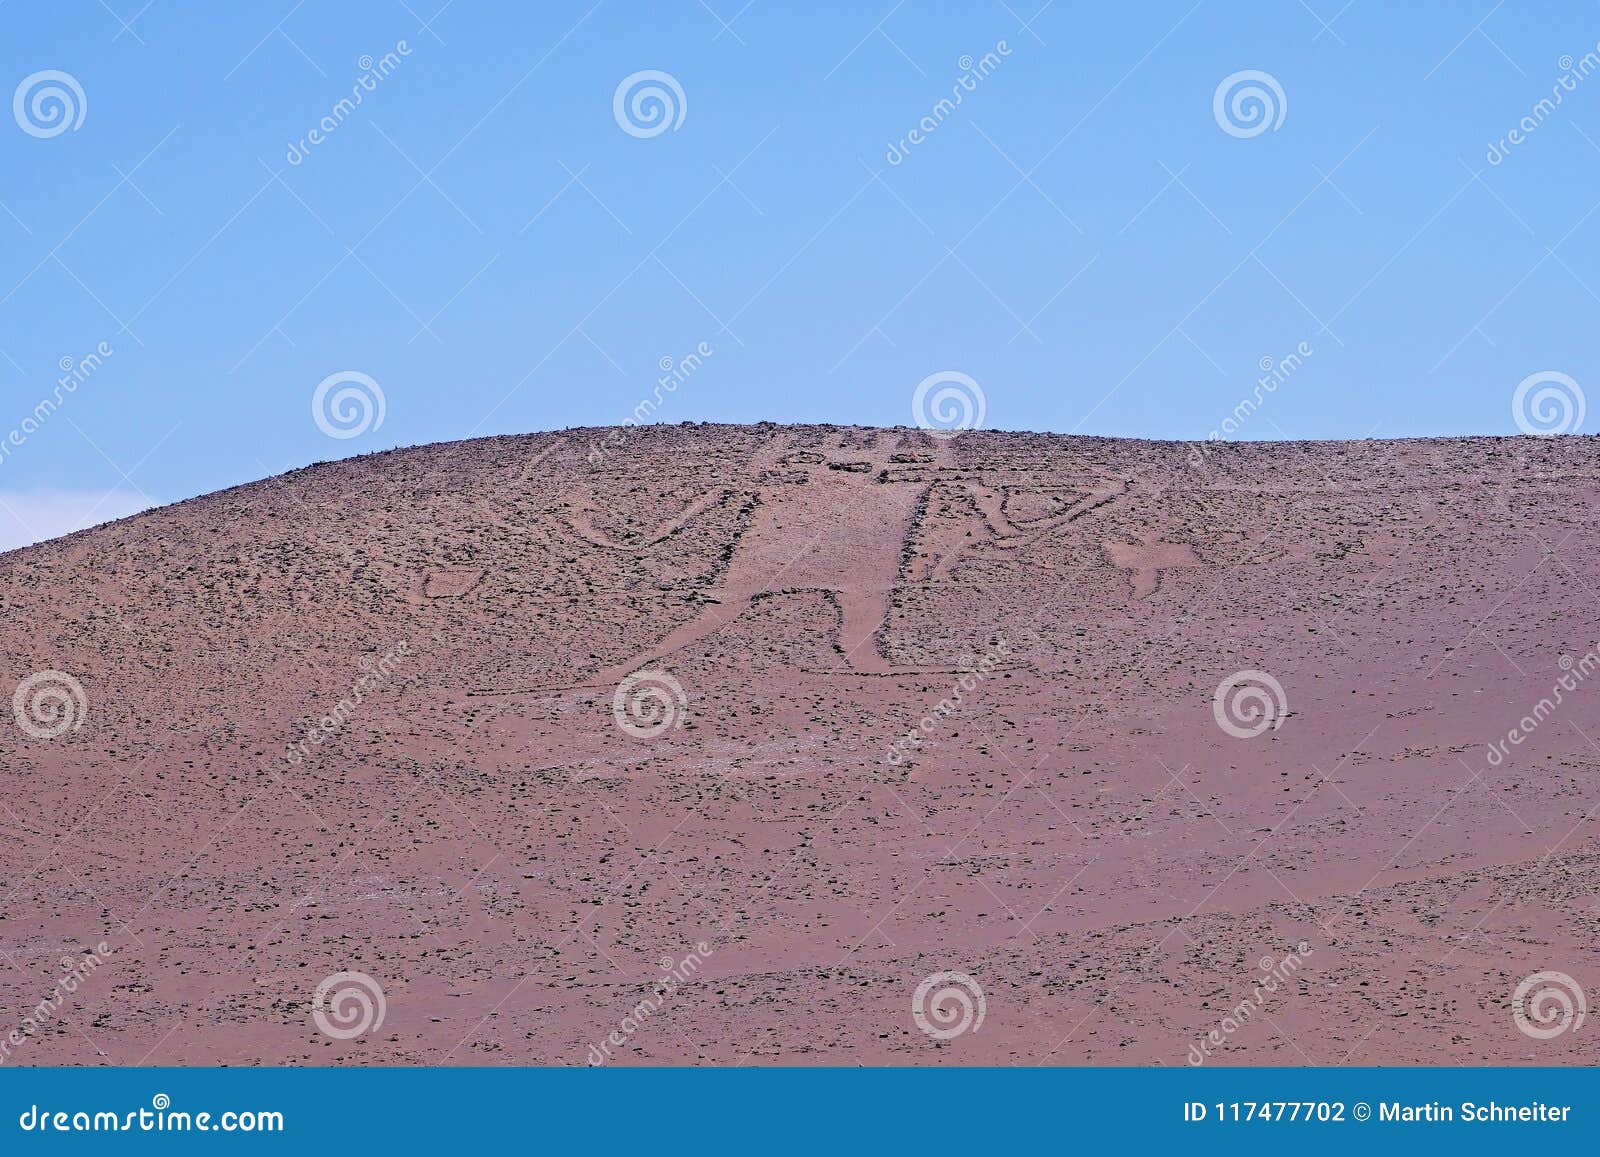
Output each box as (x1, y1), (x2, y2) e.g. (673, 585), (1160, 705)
(2, 424), (1598, 1066)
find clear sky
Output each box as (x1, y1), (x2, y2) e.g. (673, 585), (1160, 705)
(2, 1), (1598, 548)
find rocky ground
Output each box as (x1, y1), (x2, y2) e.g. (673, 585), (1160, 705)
(1, 424), (1597, 1066)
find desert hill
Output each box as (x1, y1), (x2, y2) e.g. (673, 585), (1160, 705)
(2, 424), (1597, 1064)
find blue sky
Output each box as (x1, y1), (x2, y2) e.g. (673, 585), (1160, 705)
(2, 1), (1598, 548)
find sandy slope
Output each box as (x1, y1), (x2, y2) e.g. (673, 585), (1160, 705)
(1, 424), (1597, 1066)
